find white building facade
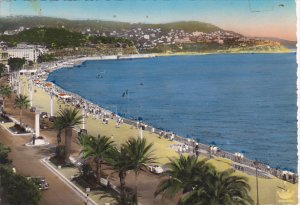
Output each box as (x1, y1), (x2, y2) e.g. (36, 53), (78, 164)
(0, 46), (8, 65)
(7, 44), (48, 63)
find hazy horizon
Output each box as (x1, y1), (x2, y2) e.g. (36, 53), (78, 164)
(0, 0), (296, 41)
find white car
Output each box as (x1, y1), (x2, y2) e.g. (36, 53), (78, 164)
(27, 176), (49, 190)
(148, 165), (164, 174)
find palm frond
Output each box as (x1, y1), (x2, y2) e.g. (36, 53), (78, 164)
(56, 107), (83, 128)
(14, 94), (30, 109)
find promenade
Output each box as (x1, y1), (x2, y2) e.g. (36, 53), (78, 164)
(3, 58), (298, 205)
(26, 57), (297, 182)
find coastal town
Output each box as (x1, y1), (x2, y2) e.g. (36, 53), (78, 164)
(0, 9), (297, 205)
(0, 17), (287, 57)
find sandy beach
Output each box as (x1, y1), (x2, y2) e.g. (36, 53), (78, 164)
(13, 57), (298, 205)
(154, 48), (293, 57)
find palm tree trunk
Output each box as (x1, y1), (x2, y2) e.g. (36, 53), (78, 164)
(64, 126), (72, 162)
(2, 97), (5, 112)
(96, 158), (100, 182)
(134, 172), (138, 205)
(134, 171), (138, 205)
(57, 132), (61, 145)
(19, 109), (22, 124)
(119, 171), (126, 205)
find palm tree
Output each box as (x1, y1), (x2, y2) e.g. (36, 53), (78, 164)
(54, 108), (83, 162)
(53, 116), (65, 145)
(14, 94), (30, 124)
(0, 85), (12, 111)
(124, 137), (156, 204)
(179, 169), (254, 205)
(154, 155), (213, 199)
(105, 146), (133, 205)
(79, 134), (114, 182)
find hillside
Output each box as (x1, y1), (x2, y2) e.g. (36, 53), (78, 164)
(257, 37), (296, 49)
(132, 21), (221, 33)
(0, 27), (133, 48)
(0, 16), (290, 55)
(0, 16), (221, 33)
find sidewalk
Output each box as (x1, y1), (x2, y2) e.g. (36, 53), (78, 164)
(0, 126), (84, 205)
(41, 157), (115, 205)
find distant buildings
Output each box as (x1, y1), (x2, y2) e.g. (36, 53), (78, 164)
(0, 43), (48, 65)
(2, 26), (29, 36)
(0, 46), (8, 65)
(7, 43), (48, 62)
(0, 24), (282, 55)
(91, 27), (245, 51)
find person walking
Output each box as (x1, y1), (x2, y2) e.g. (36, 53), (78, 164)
(84, 194), (89, 205)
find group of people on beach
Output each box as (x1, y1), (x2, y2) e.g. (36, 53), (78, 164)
(28, 59), (298, 185)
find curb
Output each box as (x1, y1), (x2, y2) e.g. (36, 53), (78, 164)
(41, 157), (98, 205)
(0, 122), (32, 136)
(0, 114), (49, 143)
(25, 141), (50, 147)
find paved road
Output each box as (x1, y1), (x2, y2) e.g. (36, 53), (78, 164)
(0, 126), (84, 205)
(1, 94), (176, 205)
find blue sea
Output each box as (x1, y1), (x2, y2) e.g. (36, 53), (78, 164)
(47, 53), (297, 171)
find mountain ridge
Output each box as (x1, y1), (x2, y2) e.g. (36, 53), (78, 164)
(1, 16), (294, 42)
(0, 16), (222, 33)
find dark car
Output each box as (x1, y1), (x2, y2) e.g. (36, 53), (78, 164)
(27, 176), (49, 190)
(40, 112), (48, 119)
(49, 116), (56, 122)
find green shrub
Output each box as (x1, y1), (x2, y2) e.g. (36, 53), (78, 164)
(0, 165), (41, 205)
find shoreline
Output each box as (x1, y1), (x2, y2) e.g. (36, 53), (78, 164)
(22, 55), (296, 179)
(152, 49), (294, 57)
(10, 72), (298, 205)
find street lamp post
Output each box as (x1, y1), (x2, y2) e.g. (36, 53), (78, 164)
(35, 110), (40, 138)
(140, 126), (143, 139)
(82, 108), (85, 130)
(254, 160), (260, 205)
(29, 81), (33, 107)
(50, 93), (54, 117)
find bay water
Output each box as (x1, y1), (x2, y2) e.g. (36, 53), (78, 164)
(47, 53), (297, 171)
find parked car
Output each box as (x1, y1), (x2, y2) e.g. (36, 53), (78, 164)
(148, 165), (164, 174)
(49, 116), (56, 122)
(78, 129), (87, 137)
(40, 112), (48, 119)
(27, 176), (49, 190)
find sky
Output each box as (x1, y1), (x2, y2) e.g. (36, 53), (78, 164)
(0, 0), (296, 41)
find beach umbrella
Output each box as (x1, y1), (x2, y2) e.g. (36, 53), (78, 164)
(44, 83), (52, 87)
